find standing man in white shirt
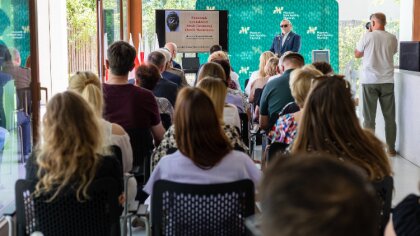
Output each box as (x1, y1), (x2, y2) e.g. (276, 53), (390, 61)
(355, 12), (398, 156)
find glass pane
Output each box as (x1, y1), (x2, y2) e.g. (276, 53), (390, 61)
(104, 0), (121, 45)
(0, 0), (31, 216)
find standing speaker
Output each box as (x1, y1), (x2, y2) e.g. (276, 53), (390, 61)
(400, 41), (420, 72)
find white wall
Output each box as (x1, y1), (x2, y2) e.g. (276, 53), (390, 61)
(400, 0), (414, 41)
(36, 0), (68, 97)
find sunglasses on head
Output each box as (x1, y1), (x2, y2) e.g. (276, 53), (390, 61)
(280, 24), (289, 28)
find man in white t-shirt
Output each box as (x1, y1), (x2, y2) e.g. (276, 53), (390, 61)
(355, 12), (398, 156)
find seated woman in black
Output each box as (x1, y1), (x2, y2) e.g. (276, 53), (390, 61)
(26, 91), (123, 204)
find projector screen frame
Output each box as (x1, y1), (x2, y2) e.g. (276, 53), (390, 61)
(155, 9), (229, 53)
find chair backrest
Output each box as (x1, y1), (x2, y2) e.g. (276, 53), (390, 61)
(110, 145), (123, 173)
(125, 128), (153, 180)
(372, 176), (393, 235)
(160, 113), (172, 131)
(239, 113), (249, 147)
(152, 179), (255, 236)
(15, 178), (121, 236)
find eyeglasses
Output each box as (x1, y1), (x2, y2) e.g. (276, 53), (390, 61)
(280, 24), (289, 28)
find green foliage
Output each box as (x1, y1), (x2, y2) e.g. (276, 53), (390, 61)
(142, 0), (197, 41)
(66, 0), (96, 43)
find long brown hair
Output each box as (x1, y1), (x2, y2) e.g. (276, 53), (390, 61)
(292, 76), (391, 180)
(35, 91), (103, 201)
(174, 88), (232, 169)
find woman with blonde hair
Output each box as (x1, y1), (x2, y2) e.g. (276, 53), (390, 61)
(145, 87), (260, 202)
(26, 91), (123, 203)
(197, 77), (241, 130)
(268, 66), (322, 144)
(151, 83), (248, 170)
(68, 71), (136, 206)
(246, 51), (275, 95)
(292, 75), (392, 181)
(207, 51), (240, 89)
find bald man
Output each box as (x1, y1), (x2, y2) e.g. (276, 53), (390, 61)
(269, 19), (301, 57)
(164, 42), (189, 87)
(164, 42), (182, 69)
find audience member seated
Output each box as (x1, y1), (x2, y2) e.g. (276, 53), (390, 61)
(208, 50), (241, 90)
(268, 66), (322, 145)
(197, 62), (245, 113)
(246, 51), (275, 96)
(212, 59), (250, 115)
(145, 88), (260, 204)
(197, 77), (241, 131)
(164, 42), (182, 70)
(164, 43), (189, 87)
(135, 64), (174, 120)
(261, 153), (379, 236)
(158, 48), (184, 87)
(269, 51), (293, 80)
(209, 44), (223, 55)
(312, 61), (334, 75)
(151, 87), (248, 170)
(69, 71), (136, 206)
(25, 91), (124, 207)
(291, 75), (392, 182)
(102, 41), (165, 160)
(259, 53), (305, 130)
(385, 188), (420, 236)
(250, 57), (279, 122)
(1, 46), (31, 89)
(147, 50), (178, 106)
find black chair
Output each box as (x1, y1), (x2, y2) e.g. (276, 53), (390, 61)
(151, 179), (255, 236)
(125, 128), (154, 184)
(160, 113), (172, 130)
(266, 142), (289, 163)
(372, 176), (393, 235)
(15, 178), (121, 236)
(239, 113), (249, 148)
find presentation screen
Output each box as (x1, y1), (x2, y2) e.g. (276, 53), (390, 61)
(156, 10), (228, 53)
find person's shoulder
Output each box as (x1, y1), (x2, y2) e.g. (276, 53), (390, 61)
(111, 123), (126, 136)
(224, 150), (251, 162)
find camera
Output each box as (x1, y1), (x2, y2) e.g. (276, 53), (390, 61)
(365, 22), (371, 30)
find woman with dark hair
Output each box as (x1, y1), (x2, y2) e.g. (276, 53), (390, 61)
(292, 75), (392, 181)
(144, 88), (260, 199)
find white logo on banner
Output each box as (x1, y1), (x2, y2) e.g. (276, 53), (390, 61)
(239, 66), (250, 74)
(206, 6), (215, 10)
(239, 27), (250, 34)
(252, 6), (263, 14)
(307, 26), (317, 34)
(273, 6), (284, 14)
(252, 46), (263, 54)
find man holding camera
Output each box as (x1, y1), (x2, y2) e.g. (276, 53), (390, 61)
(269, 19), (301, 57)
(354, 12), (398, 156)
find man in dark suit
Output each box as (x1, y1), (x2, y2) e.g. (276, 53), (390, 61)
(270, 19), (301, 57)
(164, 42), (182, 70)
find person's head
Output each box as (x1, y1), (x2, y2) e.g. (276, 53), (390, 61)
(289, 67), (323, 108)
(174, 87), (232, 169)
(292, 76), (392, 180)
(197, 62), (227, 85)
(212, 59), (232, 83)
(106, 41), (136, 76)
(312, 61), (334, 75)
(264, 57), (280, 77)
(281, 52), (305, 71)
(278, 51), (293, 74)
(164, 42), (177, 59)
(68, 71), (103, 117)
(0, 44), (11, 65)
(208, 50), (228, 63)
(135, 63), (161, 90)
(258, 51), (275, 78)
(147, 51), (166, 72)
(10, 48), (21, 66)
(157, 48), (172, 69)
(261, 153), (378, 236)
(209, 44), (223, 54)
(36, 91), (103, 202)
(197, 77), (227, 123)
(280, 19), (292, 34)
(370, 12), (387, 30)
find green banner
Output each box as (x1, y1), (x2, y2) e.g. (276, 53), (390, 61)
(196, 0), (339, 89)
